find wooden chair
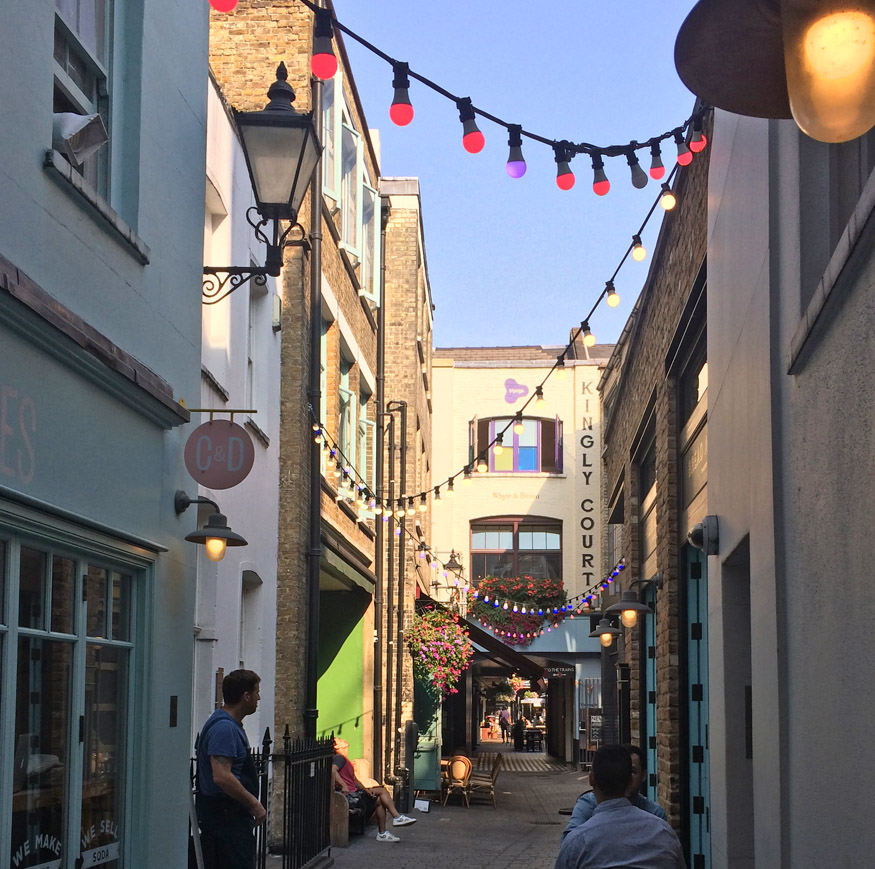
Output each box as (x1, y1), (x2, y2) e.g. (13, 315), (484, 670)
(469, 753), (503, 807)
(441, 755), (472, 807)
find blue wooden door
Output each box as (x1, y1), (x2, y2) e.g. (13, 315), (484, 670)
(686, 545), (711, 868)
(642, 583), (658, 803)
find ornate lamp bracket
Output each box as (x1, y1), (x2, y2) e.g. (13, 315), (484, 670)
(202, 207), (309, 305)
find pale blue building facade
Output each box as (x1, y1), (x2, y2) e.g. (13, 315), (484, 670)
(1, 1), (209, 866)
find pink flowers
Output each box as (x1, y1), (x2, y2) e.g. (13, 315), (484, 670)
(406, 608), (474, 697)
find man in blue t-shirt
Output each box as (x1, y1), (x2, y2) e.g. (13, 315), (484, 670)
(196, 669), (265, 869)
(562, 744), (666, 841)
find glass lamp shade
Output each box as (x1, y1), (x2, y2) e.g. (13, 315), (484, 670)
(589, 617), (621, 647)
(185, 512), (248, 562)
(783, 1), (875, 142)
(605, 590), (654, 629)
(236, 113), (321, 220)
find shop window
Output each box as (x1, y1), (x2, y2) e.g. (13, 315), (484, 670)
(470, 518), (562, 581)
(679, 340), (707, 430)
(358, 385), (375, 489)
(470, 416), (563, 473)
(338, 352), (354, 465)
(4, 529), (138, 869)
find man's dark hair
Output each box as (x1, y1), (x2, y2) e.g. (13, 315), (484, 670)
(592, 744), (633, 799)
(624, 743), (646, 769)
(222, 669), (260, 704)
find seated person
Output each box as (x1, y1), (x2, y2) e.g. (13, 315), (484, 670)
(331, 738), (416, 843)
(561, 744), (666, 841)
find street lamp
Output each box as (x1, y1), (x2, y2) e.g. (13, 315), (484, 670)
(175, 490), (248, 562)
(675, 0), (875, 143)
(589, 617), (622, 648)
(604, 590), (654, 629)
(203, 62), (322, 303)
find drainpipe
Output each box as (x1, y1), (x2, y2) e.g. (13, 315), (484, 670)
(387, 399), (408, 777)
(304, 60), (324, 741)
(384, 414), (396, 781)
(373, 196), (390, 776)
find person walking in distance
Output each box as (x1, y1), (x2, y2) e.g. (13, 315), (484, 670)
(555, 744), (685, 869)
(498, 707), (511, 743)
(195, 669), (266, 869)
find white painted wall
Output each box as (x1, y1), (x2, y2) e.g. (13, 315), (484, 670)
(191, 80), (281, 750)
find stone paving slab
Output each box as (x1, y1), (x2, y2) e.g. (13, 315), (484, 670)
(301, 761), (589, 869)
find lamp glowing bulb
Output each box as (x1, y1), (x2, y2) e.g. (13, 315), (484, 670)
(535, 386), (546, 408)
(631, 234), (647, 262)
(605, 281), (620, 308)
(205, 537), (227, 562)
(418, 494), (428, 513)
(209, 0), (238, 11)
(621, 609), (639, 629)
(582, 322), (596, 347)
(556, 355), (567, 380)
(689, 119), (708, 153)
(457, 98), (484, 153)
(446, 479), (455, 498)
(476, 453), (488, 473)
(600, 631), (614, 648)
(659, 183), (677, 211)
(493, 435), (504, 456)
(513, 415), (525, 435)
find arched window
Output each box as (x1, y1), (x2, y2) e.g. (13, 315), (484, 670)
(469, 416), (563, 473)
(469, 517), (562, 581)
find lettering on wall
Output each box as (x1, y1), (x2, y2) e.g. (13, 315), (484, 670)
(11, 829), (62, 868)
(579, 432), (596, 586)
(0, 383), (37, 485)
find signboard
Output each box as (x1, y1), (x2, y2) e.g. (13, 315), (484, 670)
(546, 665), (575, 679)
(586, 707), (603, 750)
(184, 419), (255, 489)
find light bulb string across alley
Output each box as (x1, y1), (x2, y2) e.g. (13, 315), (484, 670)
(293, 0), (709, 189)
(310, 159), (683, 515)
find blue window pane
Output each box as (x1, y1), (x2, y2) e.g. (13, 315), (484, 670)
(518, 447), (537, 471)
(498, 531), (513, 549)
(471, 531), (486, 549)
(545, 532), (561, 550)
(518, 531), (532, 549)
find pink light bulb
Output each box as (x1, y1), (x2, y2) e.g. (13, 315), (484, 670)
(690, 132), (708, 153)
(209, 0), (238, 10)
(311, 47), (337, 80)
(593, 176), (610, 196)
(462, 124), (485, 154)
(556, 164), (575, 190)
(390, 98), (414, 126)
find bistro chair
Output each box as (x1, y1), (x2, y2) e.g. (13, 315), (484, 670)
(441, 755), (473, 807)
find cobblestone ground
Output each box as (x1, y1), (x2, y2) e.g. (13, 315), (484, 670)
(277, 743), (589, 869)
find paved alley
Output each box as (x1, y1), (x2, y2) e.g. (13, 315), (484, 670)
(322, 745), (586, 869)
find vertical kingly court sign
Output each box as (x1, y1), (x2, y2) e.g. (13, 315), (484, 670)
(578, 377), (598, 589)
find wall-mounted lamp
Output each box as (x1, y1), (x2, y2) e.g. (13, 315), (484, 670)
(605, 590), (655, 629)
(675, 0), (875, 143)
(175, 490), (248, 562)
(589, 617), (622, 648)
(203, 62), (322, 304)
(445, 549), (463, 576)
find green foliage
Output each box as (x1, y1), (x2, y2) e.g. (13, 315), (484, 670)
(406, 607), (474, 697)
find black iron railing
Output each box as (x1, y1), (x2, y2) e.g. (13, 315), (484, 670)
(191, 726), (333, 869)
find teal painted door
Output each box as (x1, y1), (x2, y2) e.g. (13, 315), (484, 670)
(642, 584), (658, 803)
(686, 546), (711, 868)
(412, 679), (442, 791)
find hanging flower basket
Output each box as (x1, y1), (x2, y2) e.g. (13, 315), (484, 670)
(468, 575), (568, 646)
(406, 607), (474, 697)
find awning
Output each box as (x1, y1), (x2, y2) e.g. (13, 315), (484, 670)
(463, 617), (545, 681)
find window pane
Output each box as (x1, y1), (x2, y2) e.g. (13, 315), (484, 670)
(19, 547), (46, 630)
(518, 530), (532, 550)
(341, 127), (358, 248)
(111, 572), (130, 642)
(361, 187), (375, 293)
(12, 637), (72, 867)
(484, 553), (514, 578)
(531, 531), (547, 549)
(517, 422), (537, 447)
(86, 565), (108, 638)
(81, 644), (128, 868)
(519, 553), (561, 579)
(322, 79), (336, 191)
(540, 419), (557, 472)
(471, 554), (486, 581)
(545, 531), (561, 550)
(498, 530), (513, 549)
(51, 556), (76, 635)
(518, 447), (538, 471)
(493, 448), (513, 472)
(471, 530), (486, 550)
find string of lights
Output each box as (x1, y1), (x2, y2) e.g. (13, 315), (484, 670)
(288, 0), (709, 193)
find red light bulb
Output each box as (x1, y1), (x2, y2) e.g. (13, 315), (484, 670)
(690, 132), (708, 153)
(556, 166), (575, 190)
(390, 99), (414, 126)
(311, 10), (337, 80)
(554, 141), (575, 190)
(674, 130), (693, 166)
(457, 98), (484, 154)
(209, 0), (238, 11)
(591, 153), (610, 195)
(649, 143), (665, 179)
(311, 45), (337, 80)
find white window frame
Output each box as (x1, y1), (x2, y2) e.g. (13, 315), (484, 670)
(321, 73), (341, 207)
(340, 121), (362, 262)
(359, 182), (381, 305)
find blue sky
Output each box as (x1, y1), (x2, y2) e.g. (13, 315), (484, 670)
(337, 1), (699, 349)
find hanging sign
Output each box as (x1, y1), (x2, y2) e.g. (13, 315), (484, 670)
(184, 419), (255, 489)
(504, 379), (529, 403)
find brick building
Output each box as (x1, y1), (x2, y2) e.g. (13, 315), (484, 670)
(597, 109), (710, 865)
(209, 0), (431, 794)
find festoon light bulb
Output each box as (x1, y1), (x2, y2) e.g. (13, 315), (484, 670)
(389, 62), (414, 126)
(310, 9), (338, 80)
(505, 124), (526, 178)
(457, 97), (484, 154)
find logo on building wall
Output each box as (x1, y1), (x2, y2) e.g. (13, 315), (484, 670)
(184, 419), (255, 489)
(504, 379), (529, 403)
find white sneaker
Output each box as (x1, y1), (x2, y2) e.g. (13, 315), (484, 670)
(376, 831), (400, 842)
(392, 815), (417, 827)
